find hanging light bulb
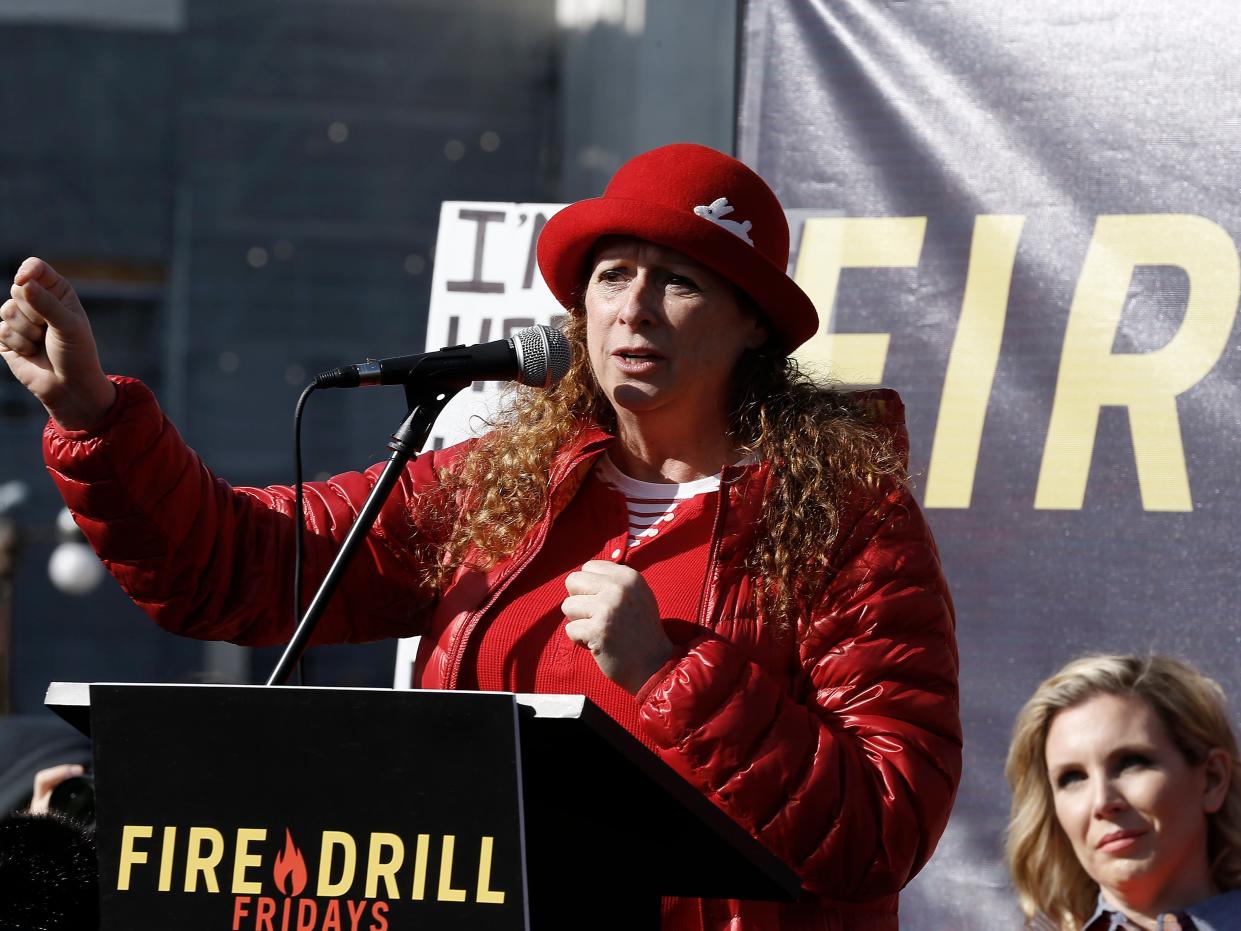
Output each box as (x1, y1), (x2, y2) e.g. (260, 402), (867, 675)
(47, 507), (105, 597)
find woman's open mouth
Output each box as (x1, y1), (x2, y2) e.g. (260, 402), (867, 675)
(613, 347), (664, 372)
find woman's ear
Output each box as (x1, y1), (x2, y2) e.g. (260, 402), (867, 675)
(745, 317), (770, 351)
(734, 291), (770, 351)
(1202, 748), (1231, 815)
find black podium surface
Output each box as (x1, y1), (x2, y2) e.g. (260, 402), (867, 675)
(48, 682), (799, 930)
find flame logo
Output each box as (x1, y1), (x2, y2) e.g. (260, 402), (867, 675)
(272, 829), (308, 897)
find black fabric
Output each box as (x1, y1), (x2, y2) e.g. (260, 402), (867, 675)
(0, 812), (99, 931)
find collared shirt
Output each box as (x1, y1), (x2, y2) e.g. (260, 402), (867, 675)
(1082, 889), (1241, 930)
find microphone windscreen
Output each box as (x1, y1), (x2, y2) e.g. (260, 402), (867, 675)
(513, 324), (572, 389)
(0, 811), (99, 930)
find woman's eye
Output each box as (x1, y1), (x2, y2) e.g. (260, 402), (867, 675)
(597, 268), (625, 283)
(667, 275), (699, 291)
(1055, 769), (1085, 789)
(1118, 753), (1152, 771)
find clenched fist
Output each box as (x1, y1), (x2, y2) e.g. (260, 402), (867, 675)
(0, 257), (115, 430)
(562, 559), (677, 694)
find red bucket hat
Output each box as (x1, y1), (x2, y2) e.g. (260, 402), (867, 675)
(537, 143), (819, 354)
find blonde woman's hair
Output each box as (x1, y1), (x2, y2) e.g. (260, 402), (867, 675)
(410, 310), (904, 626)
(1005, 654), (1241, 929)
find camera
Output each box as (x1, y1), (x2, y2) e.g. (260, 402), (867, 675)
(48, 774), (95, 826)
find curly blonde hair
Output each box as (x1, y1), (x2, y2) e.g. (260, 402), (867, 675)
(410, 311), (904, 625)
(1005, 654), (1241, 929)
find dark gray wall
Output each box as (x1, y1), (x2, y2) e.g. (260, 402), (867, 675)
(1, 0), (559, 708)
(558, 0), (737, 199)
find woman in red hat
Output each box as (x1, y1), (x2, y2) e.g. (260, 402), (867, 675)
(2, 144), (960, 929)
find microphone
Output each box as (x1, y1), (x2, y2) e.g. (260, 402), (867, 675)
(313, 324), (572, 390)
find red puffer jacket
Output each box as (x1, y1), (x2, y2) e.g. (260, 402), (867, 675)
(45, 376), (960, 930)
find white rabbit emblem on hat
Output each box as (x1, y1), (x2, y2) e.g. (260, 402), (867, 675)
(693, 197), (754, 246)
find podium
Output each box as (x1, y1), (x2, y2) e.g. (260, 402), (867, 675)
(47, 682), (799, 930)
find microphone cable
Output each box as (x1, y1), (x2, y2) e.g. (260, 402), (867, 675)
(290, 381), (318, 686)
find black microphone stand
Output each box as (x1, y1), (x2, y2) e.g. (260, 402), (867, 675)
(265, 377), (467, 686)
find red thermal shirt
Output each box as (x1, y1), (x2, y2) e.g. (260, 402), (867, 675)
(461, 459), (719, 747)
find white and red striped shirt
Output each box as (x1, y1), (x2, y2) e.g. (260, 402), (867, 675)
(595, 455), (722, 550)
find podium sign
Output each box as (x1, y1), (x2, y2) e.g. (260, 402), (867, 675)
(49, 682), (800, 929)
(89, 685), (528, 931)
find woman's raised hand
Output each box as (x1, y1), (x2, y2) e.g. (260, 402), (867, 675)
(0, 257), (116, 430)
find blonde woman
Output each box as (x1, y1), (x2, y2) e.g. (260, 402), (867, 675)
(1006, 654), (1241, 929)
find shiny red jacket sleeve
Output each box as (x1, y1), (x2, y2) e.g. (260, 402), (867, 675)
(637, 481), (960, 901)
(42, 377), (444, 646)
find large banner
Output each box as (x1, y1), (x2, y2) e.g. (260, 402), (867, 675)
(739, 1), (1241, 926)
